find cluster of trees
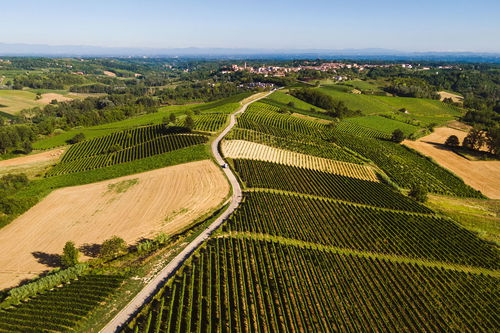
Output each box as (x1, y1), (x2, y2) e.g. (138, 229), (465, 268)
(445, 127), (500, 157)
(290, 88), (361, 118)
(12, 73), (85, 90)
(384, 78), (440, 99)
(0, 173), (34, 224)
(0, 125), (36, 154)
(155, 82), (246, 104)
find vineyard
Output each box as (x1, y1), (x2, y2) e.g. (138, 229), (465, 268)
(182, 114), (228, 132)
(226, 128), (363, 163)
(233, 159), (431, 213)
(126, 237), (499, 333)
(332, 132), (484, 197)
(238, 102), (332, 139)
(0, 275), (123, 332)
(335, 120), (391, 139)
(223, 191), (500, 268)
(48, 125), (208, 176)
(222, 140), (378, 181)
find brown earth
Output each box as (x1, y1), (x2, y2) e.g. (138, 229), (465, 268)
(103, 70), (117, 77)
(291, 112), (331, 124)
(438, 91), (463, 103)
(0, 149), (65, 178)
(36, 93), (73, 104)
(0, 160), (229, 289)
(404, 127), (500, 199)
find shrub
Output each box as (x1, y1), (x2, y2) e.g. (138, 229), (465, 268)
(445, 135), (460, 147)
(391, 129), (405, 143)
(61, 241), (79, 267)
(66, 132), (85, 144)
(409, 184), (428, 203)
(100, 236), (127, 258)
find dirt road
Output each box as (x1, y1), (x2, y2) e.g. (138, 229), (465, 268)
(100, 90), (274, 333)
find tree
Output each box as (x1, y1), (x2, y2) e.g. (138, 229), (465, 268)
(185, 115), (195, 131)
(391, 129), (405, 143)
(66, 132), (85, 144)
(169, 113), (177, 124)
(107, 144), (122, 153)
(61, 241), (79, 267)
(445, 135), (460, 147)
(287, 101), (295, 108)
(100, 236), (127, 258)
(409, 184), (428, 203)
(486, 127), (500, 157)
(463, 127), (486, 150)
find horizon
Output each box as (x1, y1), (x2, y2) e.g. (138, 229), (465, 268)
(1, 0), (499, 53)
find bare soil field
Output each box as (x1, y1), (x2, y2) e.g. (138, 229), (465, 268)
(103, 70), (117, 77)
(291, 113), (331, 124)
(404, 127), (500, 199)
(0, 149), (65, 177)
(438, 91), (463, 103)
(36, 93), (73, 104)
(0, 160), (229, 289)
(222, 140), (378, 182)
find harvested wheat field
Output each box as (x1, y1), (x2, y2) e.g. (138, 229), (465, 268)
(36, 93), (73, 104)
(103, 70), (117, 77)
(0, 148), (64, 177)
(404, 128), (500, 199)
(438, 91), (463, 103)
(222, 140), (378, 182)
(0, 160), (229, 289)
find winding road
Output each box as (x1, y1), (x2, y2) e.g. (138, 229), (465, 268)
(100, 90), (273, 333)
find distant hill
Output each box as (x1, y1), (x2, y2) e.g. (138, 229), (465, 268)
(0, 43), (499, 62)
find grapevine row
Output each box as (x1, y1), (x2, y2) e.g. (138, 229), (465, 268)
(223, 191), (499, 269)
(127, 238), (499, 333)
(0, 275), (123, 332)
(48, 134), (207, 176)
(233, 159), (431, 213)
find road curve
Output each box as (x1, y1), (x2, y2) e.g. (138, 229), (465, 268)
(100, 90), (273, 333)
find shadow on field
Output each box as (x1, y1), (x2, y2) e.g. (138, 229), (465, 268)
(32, 251), (61, 268)
(79, 243), (101, 258)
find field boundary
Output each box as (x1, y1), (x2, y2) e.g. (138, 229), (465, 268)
(222, 232), (500, 277)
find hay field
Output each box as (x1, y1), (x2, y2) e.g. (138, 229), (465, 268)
(404, 128), (500, 199)
(0, 160), (229, 289)
(222, 140), (378, 182)
(0, 148), (65, 177)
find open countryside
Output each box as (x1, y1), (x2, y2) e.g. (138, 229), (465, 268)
(0, 2), (499, 331)
(0, 160), (229, 289)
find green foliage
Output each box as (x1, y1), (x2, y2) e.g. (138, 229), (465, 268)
(233, 159), (431, 213)
(290, 88), (360, 118)
(130, 237), (499, 332)
(385, 77), (440, 99)
(67, 132), (86, 144)
(47, 124), (208, 176)
(100, 236), (127, 259)
(391, 129), (405, 143)
(223, 191), (499, 268)
(409, 184), (428, 203)
(0, 275), (123, 331)
(1, 264), (88, 307)
(331, 133), (484, 197)
(445, 135), (460, 147)
(61, 241), (80, 267)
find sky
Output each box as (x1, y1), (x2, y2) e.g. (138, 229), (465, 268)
(1, 0), (499, 52)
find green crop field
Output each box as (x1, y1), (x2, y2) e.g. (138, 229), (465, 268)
(266, 91), (326, 112)
(48, 128), (207, 176)
(0, 89), (39, 114)
(127, 237), (498, 333)
(223, 191), (499, 268)
(341, 115), (420, 136)
(333, 133), (484, 197)
(341, 79), (385, 93)
(0, 275), (123, 332)
(232, 159), (431, 213)
(318, 85), (464, 125)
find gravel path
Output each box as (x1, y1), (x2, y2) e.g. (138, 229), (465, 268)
(100, 90), (273, 333)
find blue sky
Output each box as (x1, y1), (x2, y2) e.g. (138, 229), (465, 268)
(1, 0), (499, 52)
